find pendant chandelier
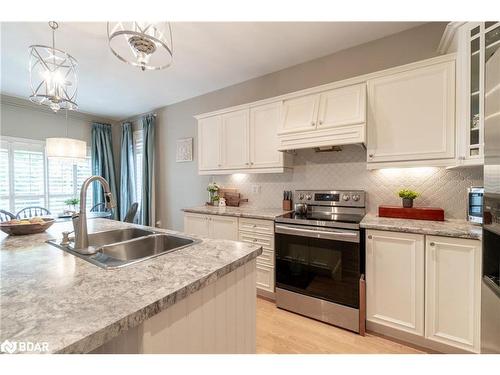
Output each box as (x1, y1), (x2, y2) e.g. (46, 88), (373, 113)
(107, 22), (173, 71)
(28, 21), (78, 112)
(46, 111), (87, 160)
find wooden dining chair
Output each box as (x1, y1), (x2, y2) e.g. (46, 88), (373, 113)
(16, 207), (51, 219)
(0, 209), (16, 222)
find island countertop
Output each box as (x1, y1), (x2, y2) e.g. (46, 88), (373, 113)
(360, 214), (482, 240)
(0, 219), (262, 354)
(182, 205), (292, 220)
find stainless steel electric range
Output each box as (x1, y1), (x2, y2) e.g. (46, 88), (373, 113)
(274, 189), (366, 333)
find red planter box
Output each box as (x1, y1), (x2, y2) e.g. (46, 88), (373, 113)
(378, 205), (445, 221)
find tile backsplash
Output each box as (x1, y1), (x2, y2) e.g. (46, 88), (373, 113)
(213, 145), (483, 220)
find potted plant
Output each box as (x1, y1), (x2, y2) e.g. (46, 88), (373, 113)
(398, 189), (420, 208)
(207, 182), (220, 205)
(64, 198), (80, 213)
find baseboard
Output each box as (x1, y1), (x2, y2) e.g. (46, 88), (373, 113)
(366, 320), (476, 354)
(257, 288), (275, 301)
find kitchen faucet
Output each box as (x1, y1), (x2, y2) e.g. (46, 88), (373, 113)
(72, 176), (116, 254)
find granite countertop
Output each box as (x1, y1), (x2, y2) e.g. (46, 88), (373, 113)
(182, 205), (293, 220)
(0, 219), (262, 354)
(360, 214), (482, 240)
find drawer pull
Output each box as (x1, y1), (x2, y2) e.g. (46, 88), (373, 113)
(430, 242), (435, 246)
(368, 235), (372, 239)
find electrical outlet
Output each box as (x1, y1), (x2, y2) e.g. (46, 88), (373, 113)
(251, 184), (261, 194)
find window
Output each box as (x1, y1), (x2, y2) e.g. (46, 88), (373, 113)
(133, 129), (143, 219)
(1, 137), (93, 215)
(47, 156), (93, 213)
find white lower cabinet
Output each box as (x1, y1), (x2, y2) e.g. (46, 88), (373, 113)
(183, 213), (238, 240)
(256, 263), (274, 294)
(425, 235), (481, 352)
(184, 213), (275, 295)
(238, 218), (275, 296)
(366, 230), (425, 335)
(366, 229), (481, 353)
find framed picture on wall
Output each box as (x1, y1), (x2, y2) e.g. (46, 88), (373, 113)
(176, 137), (193, 162)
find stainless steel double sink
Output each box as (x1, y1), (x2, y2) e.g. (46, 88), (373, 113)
(47, 228), (201, 269)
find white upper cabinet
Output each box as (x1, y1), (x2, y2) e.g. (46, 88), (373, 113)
(198, 116), (222, 170)
(449, 22), (500, 167)
(317, 84), (366, 130)
(221, 109), (249, 169)
(367, 58), (456, 166)
(279, 94), (320, 135)
(278, 84), (366, 151)
(197, 103), (290, 175)
(249, 102), (283, 168)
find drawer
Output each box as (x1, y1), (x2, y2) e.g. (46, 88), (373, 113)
(239, 231), (274, 250)
(256, 262), (274, 293)
(239, 218), (274, 235)
(257, 248), (274, 266)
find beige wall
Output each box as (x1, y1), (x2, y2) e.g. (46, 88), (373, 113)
(155, 22), (448, 230)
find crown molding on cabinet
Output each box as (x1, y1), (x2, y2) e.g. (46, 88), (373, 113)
(437, 22), (467, 54)
(194, 53), (457, 120)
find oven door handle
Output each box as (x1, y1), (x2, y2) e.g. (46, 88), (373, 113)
(275, 224), (360, 243)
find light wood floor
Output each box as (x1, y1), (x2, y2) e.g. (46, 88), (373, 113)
(256, 297), (426, 354)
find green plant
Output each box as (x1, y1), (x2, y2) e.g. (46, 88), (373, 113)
(398, 189), (420, 200)
(207, 182), (220, 193)
(64, 198), (79, 206)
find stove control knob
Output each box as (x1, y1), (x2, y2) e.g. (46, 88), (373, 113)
(352, 194), (360, 201)
(298, 193), (305, 200)
(305, 194), (312, 200)
(342, 194), (350, 201)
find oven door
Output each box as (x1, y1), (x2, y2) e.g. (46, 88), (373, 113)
(275, 223), (361, 309)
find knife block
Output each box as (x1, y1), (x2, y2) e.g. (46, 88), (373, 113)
(282, 200), (292, 211)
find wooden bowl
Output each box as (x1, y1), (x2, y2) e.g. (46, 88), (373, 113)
(0, 218), (55, 235)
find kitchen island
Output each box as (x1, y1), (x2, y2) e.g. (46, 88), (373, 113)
(0, 219), (262, 354)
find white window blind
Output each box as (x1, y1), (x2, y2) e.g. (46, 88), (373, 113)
(1, 137), (93, 216)
(12, 141), (45, 213)
(47, 155), (93, 213)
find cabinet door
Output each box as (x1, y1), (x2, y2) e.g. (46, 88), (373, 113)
(198, 116), (222, 170)
(425, 236), (481, 352)
(209, 215), (238, 240)
(317, 84), (366, 129)
(366, 230), (425, 335)
(367, 60), (455, 163)
(249, 102), (283, 168)
(221, 109), (249, 169)
(279, 94), (320, 135)
(183, 213), (209, 237)
(256, 262), (274, 293)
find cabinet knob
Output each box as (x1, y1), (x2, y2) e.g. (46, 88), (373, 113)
(250, 162), (254, 165)
(319, 120), (323, 125)
(218, 164), (222, 167)
(311, 121), (315, 126)
(245, 162), (249, 165)
(430, 242), (435, 246)
(368, 235), (373, 239)
(368, 154), (374, 158)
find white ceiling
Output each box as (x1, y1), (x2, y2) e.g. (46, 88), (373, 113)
(1, 22), (424, 120)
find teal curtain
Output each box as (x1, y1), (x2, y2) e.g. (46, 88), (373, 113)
(140, 114), (155, 226)
(91, 122), (118, 220)
(120, 122), (136, 221)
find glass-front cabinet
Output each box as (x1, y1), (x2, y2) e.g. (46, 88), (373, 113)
(454, 22), (500, 166)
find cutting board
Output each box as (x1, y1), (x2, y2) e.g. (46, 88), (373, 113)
(379, 205), (445, 221)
